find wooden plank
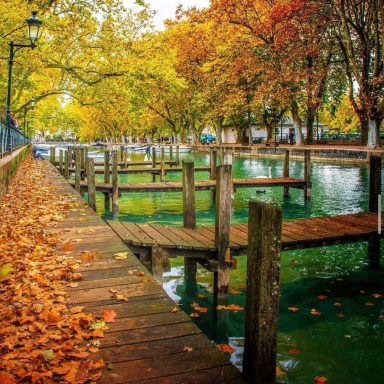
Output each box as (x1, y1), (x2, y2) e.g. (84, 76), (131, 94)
(158, 225), (194, 249)
(178, 227), (216, 251)
(97, 347), (230, 384)
(140, 224), (176, 248)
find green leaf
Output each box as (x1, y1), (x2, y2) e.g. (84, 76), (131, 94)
(90, 320), (106, 330)
(43, 349), (55, 360)
(0, 264), (11, 280)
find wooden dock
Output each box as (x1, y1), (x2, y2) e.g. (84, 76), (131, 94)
(44, 162), (244, 383)
(70, 176), (306, 193)
(108, 212), (382, 258)
(63, 165), (211, 175)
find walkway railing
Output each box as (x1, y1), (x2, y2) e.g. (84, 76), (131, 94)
(0, 119), (29, 158)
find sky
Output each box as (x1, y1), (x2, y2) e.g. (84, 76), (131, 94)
(124, 0), (210, 30)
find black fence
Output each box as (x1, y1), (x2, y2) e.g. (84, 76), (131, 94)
(0, 120), (29, 158)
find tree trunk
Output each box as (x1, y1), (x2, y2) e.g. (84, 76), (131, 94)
(306, 109), (315, 145)
(291, 100), (303, 146)
(215, 119), (223, 145)
(367, 118), (380, 148)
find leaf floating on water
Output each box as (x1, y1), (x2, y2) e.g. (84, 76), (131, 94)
(218, 343), (235, 353)
(317, 294), (328, 300)
(216, 304), (244, 311)
(372, 293), (382, 299)
(314, 376), (328, 384)
(288, 307), (300, 313)
(191, 303), (208, 313)
(288, 347), (300, 355)
(310, 309), (322, 316)
(190, 312), (199, 318)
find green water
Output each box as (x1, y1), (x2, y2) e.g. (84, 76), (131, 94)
(92, 151), (384, 384)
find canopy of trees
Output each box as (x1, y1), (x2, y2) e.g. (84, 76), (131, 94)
(1, 0), (383, 147)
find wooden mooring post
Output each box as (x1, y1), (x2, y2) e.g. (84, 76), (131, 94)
(67, 146), (73, 168)
(59, 149), (64, 175)
(304, 149), (311, 200)
(182, 160), (198, 295)
(283, 149), (290, 197)
(74, 147), (81, 193)
(80, 147), (86, 180)
(243, 200), (282, 384)
(50, 146), (56, 165)
(87, 157), (96, 211)
(112, 151), (119, 217)
(169, 145), (173, 160)
(175, 145), (180, 166)
(104, 150), (110, 184)
(64, 150), (70, 179)
(214, 164), (233, 298)
(210, 149), (218, 202)
(160, 146), (165, 182)
(152, 146), (157, 182)
(368, 154), (382, 269)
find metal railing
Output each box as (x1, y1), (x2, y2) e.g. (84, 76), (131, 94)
(0, 119), (29, 158)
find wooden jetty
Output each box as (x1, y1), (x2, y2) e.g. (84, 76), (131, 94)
(44, 161), (245, 383)
(63, 165), (211, 175)
(70, 176), (307, 193)
(108, 212), (383, 259)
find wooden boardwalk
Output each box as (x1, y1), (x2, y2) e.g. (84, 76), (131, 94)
(44, 162), (244, 383)
(64, 165), (211, 175)
(108, 212), (382, 258)
(71, 177), (306, 193)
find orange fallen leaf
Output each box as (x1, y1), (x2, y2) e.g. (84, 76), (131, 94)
(183, 346), (193, 352)
(310, 309), (322, 316)
(288, 348), (300, 355)
(170, 307), (180, 313)
(288, 307), (300, 312)
(102, 309), (117, 323)
(372, 293), (382, 299)
(70, 306), (85, 314)
(317, 295), (328, 300)
(0, 372), (16, 384)
(190, 312), (199, 318)
(63, 241), (74, 252)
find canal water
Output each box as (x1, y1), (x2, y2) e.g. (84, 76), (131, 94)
(92, 151), (383, 384)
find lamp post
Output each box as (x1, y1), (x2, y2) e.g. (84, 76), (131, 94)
(5, 11), (42, 152)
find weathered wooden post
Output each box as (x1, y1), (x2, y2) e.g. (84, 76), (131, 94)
(64, 150), (70, 179)
(169, 145), (173, 160)
(214, 164), (233, 298)
(67, 146), (73, 168)
(151, 246), (164, 283)
(83, 147), (88, 179)
(59, 149), (64, 175)
(87, 157), (96, 211)
(123, 147), (128, 168)
(80, 147), (85, 180)
(304, 149), (311, 200)
(74, 147), (81, 193)
(182, 160), (198, 295)
(160, 146), (165, 182)
(152, 146), (157, 182)
(120, 145), (124, 162)
(210, 149), (218, 180)
(104, 150), (110, 184)
(175, 145), (180, 166)
(368, 154), (382, 269)
(283, 149), (290, 197)
(243, 200), (282, 384)
(182, 160), (196, 228)
(112, 151), (119, 217)
(50, 146), (56, 165)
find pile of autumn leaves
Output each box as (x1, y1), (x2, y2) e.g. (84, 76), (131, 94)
(0, 158), (103, 383)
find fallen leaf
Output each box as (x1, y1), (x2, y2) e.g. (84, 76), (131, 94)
(0, 372), (16, 384)
(170, 307), (180, 313)
(314, 376), (328, 384)
(114, 252), (128, 260)
(183, 346), (193, 352)
(310, 309), (322, 316)
(288, 307), (300, 313)
(63, 241), (74, 252)
(70, 306), (85, 314)
(102, 309), (117, 323)
(288, 348), (300, 355)
(317, 295), (328, 300)
(372, 293), (382, 299)
(43, 349), (55, 360)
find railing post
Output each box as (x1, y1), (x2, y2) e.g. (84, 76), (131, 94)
(283, 149), (290, 197)
(368, 154), (382, 269)
(87, 157), (96, 211)
(210, 149), (217, 180)
(243, 201), (282, 384)
(214, 164), (233, 298)
(67, 146), (73, 169)
(304, 149), (311, 200)
(104, 150), (110, 184)
(74, 147), (81, 193)
(112, 151), (119, 217)
(169, 145), (173, 160)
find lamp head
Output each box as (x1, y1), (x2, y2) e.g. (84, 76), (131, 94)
(26, 11), (42, 44)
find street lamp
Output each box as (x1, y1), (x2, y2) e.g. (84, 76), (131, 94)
(5, 11), (42, 152)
